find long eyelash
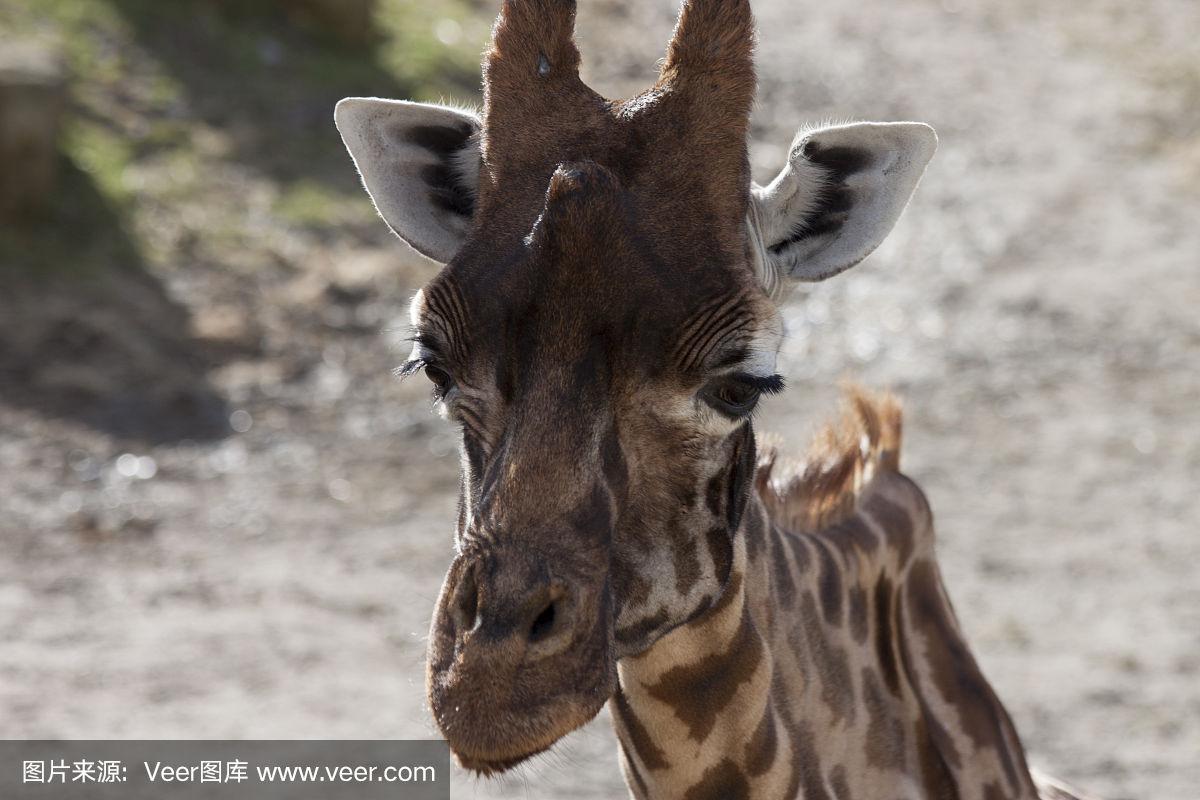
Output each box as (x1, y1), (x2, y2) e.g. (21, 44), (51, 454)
(408, 331), (447, 358)
(739, 373), (786, 394)
(409, 332), (436, 348)
(394, 358), (427, 379)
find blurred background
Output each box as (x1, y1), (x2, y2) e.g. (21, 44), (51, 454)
(0, 1), (1197, 798)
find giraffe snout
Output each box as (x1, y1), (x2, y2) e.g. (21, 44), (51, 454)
(426, 546), (616, 774)
(446, 553), (581, 661)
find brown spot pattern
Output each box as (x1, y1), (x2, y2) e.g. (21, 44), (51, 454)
(835, 515), (880, 554)
(862, 667), (907, 771)
(786, 530), (813, 572)
(790, 723), (833, 800)
(670, 519), (703, 597)
(769, 523), (798, 608)
(705, 472), (725, 518)
(744, 704), (777, 777)
(683, 758), (750, 800)
(645, 603), (762, 743)
(863, 491), (916, 565)
(703, 525), (733, 589)
(906, 559), (1031, 794)
(795, 593), (856, 725)
(613, 686), (669, 770)
(829, 765), (853, 800)
(815, 538), (844, 626)
(619, 742), (651, 799)
(848, 584), (869, 644)
(616, 606), (671, 649)
(874, 575), (901, 696)
(915, 717), (961, 800)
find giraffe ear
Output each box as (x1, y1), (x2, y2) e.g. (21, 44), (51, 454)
(335, 98), (481, 264)
(749, 122), (936, 295)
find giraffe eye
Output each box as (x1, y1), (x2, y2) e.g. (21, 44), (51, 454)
(700, 373), (785, 419)
(701, 377), (760, 418)
(424, 364), (456, 399)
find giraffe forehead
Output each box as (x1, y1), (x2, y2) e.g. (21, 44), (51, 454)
(415, 269), (781, 380)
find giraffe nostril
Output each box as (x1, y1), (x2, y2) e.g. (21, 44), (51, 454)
(529, 600), (557, 642)
(527, 582), (575, 652)
(452, 565), (480, 636)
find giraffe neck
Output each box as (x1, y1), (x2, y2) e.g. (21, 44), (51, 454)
(610, 473), (1040, 800)
(613, 505), (783, 798)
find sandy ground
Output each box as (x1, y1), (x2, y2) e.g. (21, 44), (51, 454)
(2, 1), (1198, 798)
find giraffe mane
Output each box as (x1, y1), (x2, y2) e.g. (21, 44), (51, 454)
(755, 384), (903, 532)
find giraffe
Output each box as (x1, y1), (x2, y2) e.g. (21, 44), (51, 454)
(333, 0), (1097, 797)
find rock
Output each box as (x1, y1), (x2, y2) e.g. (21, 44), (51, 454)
(0, 41), (68, 220)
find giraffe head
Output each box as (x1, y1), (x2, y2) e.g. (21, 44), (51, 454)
(336, 0), (935, 773)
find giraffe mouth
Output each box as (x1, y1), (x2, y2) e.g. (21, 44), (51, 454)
(454, 743), (552, 776)
(439, 690), (611, 776)
(427, 549), (618, 777)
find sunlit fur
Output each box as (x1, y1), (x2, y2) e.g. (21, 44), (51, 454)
(756, 385), (903, 533)
(613, 389), (1096, 800)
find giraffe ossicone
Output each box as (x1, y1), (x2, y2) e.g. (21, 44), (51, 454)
(336, 1), (1098, 798)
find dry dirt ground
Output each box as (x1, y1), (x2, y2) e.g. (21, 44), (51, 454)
(2, 1), (1198, 799)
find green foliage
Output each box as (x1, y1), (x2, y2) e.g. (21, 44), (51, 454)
(376, 0), (489, 104)
(62, 120), (135, 207)
(0, 0), (489, 275)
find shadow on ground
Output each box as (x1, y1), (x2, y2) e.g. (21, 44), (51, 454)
(0, 158), (230, 443)
(0, 0), (488, 442)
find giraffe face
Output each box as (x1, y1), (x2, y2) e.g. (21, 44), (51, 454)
(336, 0), (935, 777)
(418, 161), (783, 773)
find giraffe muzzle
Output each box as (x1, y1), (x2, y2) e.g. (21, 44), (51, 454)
(446, 555), (580, 660)
(425, 545), (616, 774)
